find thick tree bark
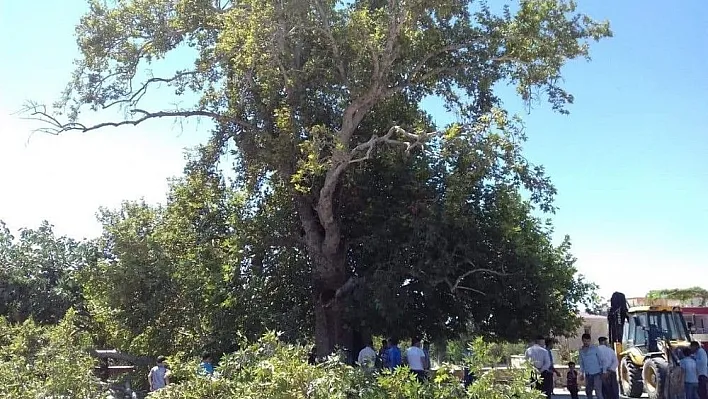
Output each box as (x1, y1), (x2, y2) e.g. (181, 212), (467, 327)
(296, 196), (349, 358)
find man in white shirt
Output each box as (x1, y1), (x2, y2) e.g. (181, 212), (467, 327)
(404, 337), (427, 382)
(148, 356), (169, 392)
(525, 335), (552, 397)
(357, 340), (377, 370)
(598, 337), (619, 399)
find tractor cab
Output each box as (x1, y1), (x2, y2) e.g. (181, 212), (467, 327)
(623, 306), (692, 353)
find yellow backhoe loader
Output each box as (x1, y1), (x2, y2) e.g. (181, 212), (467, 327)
(607, 292), (690, 399)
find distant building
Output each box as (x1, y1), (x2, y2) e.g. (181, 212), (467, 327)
(557, 313), (609, 351)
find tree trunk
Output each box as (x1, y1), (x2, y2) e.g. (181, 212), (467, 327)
(312, 250), (348, 358)
(296, 196), (349, 358)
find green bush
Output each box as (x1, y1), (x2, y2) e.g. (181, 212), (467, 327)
(0, 309), (104, 398)
(151, 333), (544, 399)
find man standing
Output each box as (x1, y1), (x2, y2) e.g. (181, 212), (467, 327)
(598, 337), (619, 399)
(386, 338), (403, 370)
(404, 337), (427, 382)
(578, 333), (606, 399)
(148, 355), (169, 392)
(357, 340), (377, 370)
(376, 339), (389, 369)
(691, 341), (708, 399)
(545, 338), (561, 398)
(422, 341), (432, 371)
(526, 335), (552, 398)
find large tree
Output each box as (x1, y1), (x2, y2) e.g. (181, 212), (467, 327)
(27, 0), (610, 355)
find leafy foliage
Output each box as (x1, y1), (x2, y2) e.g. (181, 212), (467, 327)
(77, 155), (314, 356)
(0, 310), (104, 398)
(149, 332), (543, 399)
(647, 287), (708, 306)
(0, 221), (95, 324)
(28, 0), (612, 354)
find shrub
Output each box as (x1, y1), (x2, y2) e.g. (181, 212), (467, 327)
(151, 333), (544, 399)
(0, 309), (104, 398)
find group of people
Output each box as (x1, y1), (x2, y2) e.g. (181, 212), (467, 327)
(526, 333), (620, 399)
(675, 341), (708, 399)
(147, 352), (215, 393)
(527, 334), (708, 399)
(356, 337), (431, 381)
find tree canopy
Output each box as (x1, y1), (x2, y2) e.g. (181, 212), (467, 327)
(647, 287), (708, 306)
(0, 221), (94, 325)
(24, 0), (611, 355)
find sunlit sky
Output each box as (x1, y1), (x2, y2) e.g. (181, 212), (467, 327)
(1, 1), (707, 301)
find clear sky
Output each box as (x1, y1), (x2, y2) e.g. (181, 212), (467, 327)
(1, 1), (706, 300)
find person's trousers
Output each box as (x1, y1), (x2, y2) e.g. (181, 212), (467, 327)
(532, 370), (552, 397)
(568, 388), (579, 399)
(601, 371), (619, 399)
(585, 373), (604, 399)
(700, 375), (708, 399)
(541, 370), (553, 399)
(411, 369), (426, 383)
(686, 382), (700, 399)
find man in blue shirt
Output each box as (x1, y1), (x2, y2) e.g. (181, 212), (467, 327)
(691, 341), (708, 399)
(199, 352), (215, 377)
(578, 333), (606, 399)
(386, 338), (402, 370)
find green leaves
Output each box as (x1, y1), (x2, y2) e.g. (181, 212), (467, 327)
(32, 0), (612, 355)
(0, 221), (94, 325)
(647, 287), (708, 305)
(0, 311), (104, 399)
(147, 332), (541, 399)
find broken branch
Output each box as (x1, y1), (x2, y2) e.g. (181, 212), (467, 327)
(349, 125), (439, 164)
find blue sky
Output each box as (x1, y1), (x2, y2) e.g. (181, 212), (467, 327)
(1, 1), (706, 300)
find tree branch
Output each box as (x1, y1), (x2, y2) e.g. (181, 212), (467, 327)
(20, 102), (254, 134)
(449, 261), (511, 294)
(312, 0), (346, 81)
(410, 260), (511, 296)
(349, 125), (439, 164)
(102, 70), (198, 110)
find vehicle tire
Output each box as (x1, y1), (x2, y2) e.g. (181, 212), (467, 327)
(643, 356), (669, 399)
(620, 356), (644, 398)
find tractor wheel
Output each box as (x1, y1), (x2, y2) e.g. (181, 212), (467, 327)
(620, 356), (644, 398)
(643, 356), (669, 399)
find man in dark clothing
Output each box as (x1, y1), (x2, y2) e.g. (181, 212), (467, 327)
(566, 362), (579, 399)
(376, 339), (389, 369)
(544, 338), (560, 398)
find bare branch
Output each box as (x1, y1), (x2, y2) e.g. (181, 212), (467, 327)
(449, 262), (511, 294)
(103, 70), (198, 110)
(20, 102), (253, 134)
(408, 259), (511, 296)
(453, 285), (487, 295)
